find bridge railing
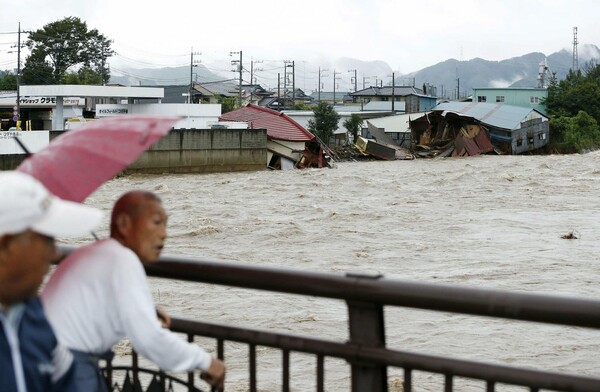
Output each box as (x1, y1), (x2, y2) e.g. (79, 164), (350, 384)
(53, 246), (600, 392)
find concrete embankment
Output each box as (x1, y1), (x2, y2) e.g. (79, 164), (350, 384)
(1, 128), (268, 174)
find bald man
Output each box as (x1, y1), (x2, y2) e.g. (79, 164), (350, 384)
(42, 191), (226, 392)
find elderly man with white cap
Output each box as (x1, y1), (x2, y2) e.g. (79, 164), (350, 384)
(0, 171), (102, 392)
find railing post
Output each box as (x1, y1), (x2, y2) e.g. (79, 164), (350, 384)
(346, 273), (387, 392)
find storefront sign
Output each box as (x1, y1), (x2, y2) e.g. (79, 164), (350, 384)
(96, 104), (129, 117)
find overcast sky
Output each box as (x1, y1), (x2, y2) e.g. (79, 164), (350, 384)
(1, 0), (599, 86)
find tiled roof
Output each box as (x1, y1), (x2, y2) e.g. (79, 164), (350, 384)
(350, 86), (425, 97)
(219, 104), (315, 142)
(309, 91), (352, 101)
(194, 80), (239, 97)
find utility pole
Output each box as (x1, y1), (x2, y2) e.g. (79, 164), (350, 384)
(250, 58), (263, 85)
(13, 22), (21, 126)
(391, 72), (395, 112)
(348, 69), (357, 92)
(16, 22), (21, 124)
(277, 73), (281, 109)
(283, 61), (288, 109)
(318, 67), (328, 102)
(456, 77), (460, 100)
(284, 60), (294, 108)
(189, 49), (201, 104)
(318, 67), (321, 102)
(333, 69), (336, 105)
(249, 58), (263, 105)
(230, 51), (243, 107)
(362, 75), (368, 89)
(333, 69), (341, 105)
(283, 62), (287, 105)
(573, 26), (579, 71)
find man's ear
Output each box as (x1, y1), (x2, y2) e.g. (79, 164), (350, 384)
(0, 234), (14, 251)
(0, 234), (16, 263)
(0, 235), (7, 255)
(115, 214), (132, 236)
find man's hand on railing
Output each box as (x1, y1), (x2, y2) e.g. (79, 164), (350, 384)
(156, 306), (171, 328)
(201, 357), (226, 391)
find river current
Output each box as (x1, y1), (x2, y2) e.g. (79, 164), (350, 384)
(62, 153), (600, 391)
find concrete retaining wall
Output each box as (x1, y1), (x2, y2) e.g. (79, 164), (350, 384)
(126, 128), (267, 174)
(1, 128), (268, 174)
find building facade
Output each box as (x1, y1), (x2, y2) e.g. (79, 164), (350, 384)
(471, 87), (548, 114)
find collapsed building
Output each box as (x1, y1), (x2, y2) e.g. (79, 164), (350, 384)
(409, 102), (550, 157)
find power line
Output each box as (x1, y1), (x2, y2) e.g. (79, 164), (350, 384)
(112, 53), (187, 68)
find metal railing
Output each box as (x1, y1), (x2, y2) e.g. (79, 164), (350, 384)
(54, 246), (600, 392)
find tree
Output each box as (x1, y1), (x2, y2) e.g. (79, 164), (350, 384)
(23, 17), (114, 85)
(218, 97), (237, 113)
(307, 102), (340, 145)
(563, 111), (600, 152)
(343, 113), (363, 145)
(20, 50), (54, 85)
(0, 71), (17, 90)
(64, 67), (103, 85)
(544, 62), (600, 152)
(545, 64), (600, 124)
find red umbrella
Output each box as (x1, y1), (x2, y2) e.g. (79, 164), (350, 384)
(17, 115), (180, 202)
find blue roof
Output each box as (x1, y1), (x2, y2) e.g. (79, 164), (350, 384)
(433, 102), (546, 130)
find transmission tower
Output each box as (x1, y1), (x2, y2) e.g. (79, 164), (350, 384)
(572, 26), (579, 71)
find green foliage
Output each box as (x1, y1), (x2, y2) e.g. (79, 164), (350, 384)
(23, 16), (114, 85)
(549, 112), (600, 153)
(307, 102), (340, 145)
(343, 113), (363, 144)
(546, 64), (600, 123)
(545, 62), (600, 153)
(63, 67), (103, 85)
(564, 111), (600, 152)
(0, 71), (17, 90)
(293, 103), (313, 111)
(218, 97), (238, 113)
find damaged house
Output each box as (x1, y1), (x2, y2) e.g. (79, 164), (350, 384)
(219, 104), (331, 170)
(410, 101), (550, 156)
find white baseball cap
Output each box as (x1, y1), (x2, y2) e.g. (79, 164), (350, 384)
(0, 171), (103, 238)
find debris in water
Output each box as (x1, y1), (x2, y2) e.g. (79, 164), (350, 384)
(561, 230), (579, 239)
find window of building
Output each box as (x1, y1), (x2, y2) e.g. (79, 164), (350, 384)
(496, 96), (505, 102)
(538, 133), (547, 140)
(477, 96), (487, 102)
(530, 96), (540, 104)
(517, 138), (523, 147)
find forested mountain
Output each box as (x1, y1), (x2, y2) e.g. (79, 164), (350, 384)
(109, 45), (600, 97)
(404, 44), (599, 98)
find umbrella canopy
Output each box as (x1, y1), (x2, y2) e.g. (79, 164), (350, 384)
(17, 115), (179, 202)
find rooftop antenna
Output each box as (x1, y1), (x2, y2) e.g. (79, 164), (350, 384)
(572, 26), (579, 71)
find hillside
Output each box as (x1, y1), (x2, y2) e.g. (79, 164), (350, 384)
(110, 63), (227, 86)
(405, 44), (599, 98)
(109, 44), (600, 97)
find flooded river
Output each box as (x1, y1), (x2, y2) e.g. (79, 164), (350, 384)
(66, 153), (600, 391)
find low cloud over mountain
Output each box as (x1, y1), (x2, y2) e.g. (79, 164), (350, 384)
(110, 44), (599, 98)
